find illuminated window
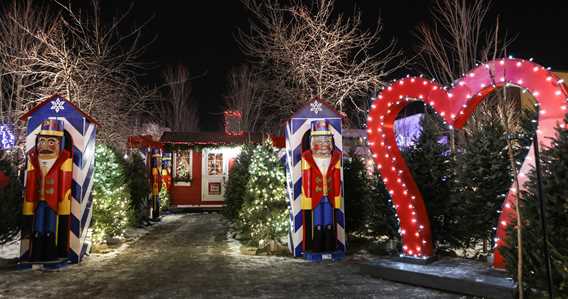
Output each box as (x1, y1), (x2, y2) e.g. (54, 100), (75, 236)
(174, 150), (192, 185)
(207, 153), (223, 175)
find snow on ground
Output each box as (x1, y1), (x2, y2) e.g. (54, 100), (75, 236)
(0, 238), (19, 260)
(0, 212), (468, 298)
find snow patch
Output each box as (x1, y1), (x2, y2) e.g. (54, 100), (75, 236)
(0, 236), (20, 259)
(225, 231), (242, 257)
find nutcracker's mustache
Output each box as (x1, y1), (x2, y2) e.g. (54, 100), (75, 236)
(39, 150), (54, 154)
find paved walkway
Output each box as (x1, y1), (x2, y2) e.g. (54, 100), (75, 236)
(0, 213), (464, 298)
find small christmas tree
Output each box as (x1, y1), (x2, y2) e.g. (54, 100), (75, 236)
(404, 109), (459, 250)
(223, 144), (253, 221)
(237, 141), (288, 249)
(0, 156), (22, 245)
(454, 117), (511, 254)
(92, 144), (130, 243)
(123, 152), (150, 227)
(159, 185), (170, 211)
(502, 115), (568, 296)
(343, 154), (372, 234)
(368, 171), (400, 241)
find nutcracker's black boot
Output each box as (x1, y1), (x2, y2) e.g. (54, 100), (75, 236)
(31, 233), (45, 261)
(45, 232), (58, 261)
(57, 216), (70, 258)
(324, 224), (335, 252)
(312, 225), (323, 252)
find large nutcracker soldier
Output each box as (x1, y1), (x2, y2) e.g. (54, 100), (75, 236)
(301, 120), (342, 253)
(283, 99), (345, 261)
(22, 119), (72, 261)
(149, 147), (162, 221)
(19, 95), (98, 268)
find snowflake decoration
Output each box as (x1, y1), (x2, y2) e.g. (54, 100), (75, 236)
(310, 101), (322, 114)
(50, 98), (65, 113)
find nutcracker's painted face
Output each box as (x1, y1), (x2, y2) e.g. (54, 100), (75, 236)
(37, 135), (61, 160)
(311, 135), (333, 158)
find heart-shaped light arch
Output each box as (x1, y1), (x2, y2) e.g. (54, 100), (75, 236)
(367, 58), (568, 269)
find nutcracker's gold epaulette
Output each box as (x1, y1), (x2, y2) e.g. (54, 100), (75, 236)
(58, 190), (71, 215)
(23, 201), (34, 215)
(301, 195), (312, 210)
(334, 196), (342, 209)
(301, 157), (310, 170)
(61, 158), (73, 172)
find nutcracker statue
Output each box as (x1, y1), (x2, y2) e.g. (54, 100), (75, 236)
(161, 152), (172, 191)
(22, 119), (72, 262)
(301, 120), (342, 253)
(284, 99), (345, 260)
(18, 95), (98, 267)
(149, 147), (162, 220)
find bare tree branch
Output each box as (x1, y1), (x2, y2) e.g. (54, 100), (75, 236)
(224, 65), (267, 133)
(154, 64), (199, 132)
(237, 0), (405, 125)
(0, 0), (153, 150)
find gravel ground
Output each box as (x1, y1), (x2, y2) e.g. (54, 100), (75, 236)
(0, 213), (466, 299)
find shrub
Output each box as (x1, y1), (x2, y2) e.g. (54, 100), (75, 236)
(223, 144), (253, 221)
(0, 156), (22, 245)
(122, 152), (150, 227)
(343, 154), (372, 234)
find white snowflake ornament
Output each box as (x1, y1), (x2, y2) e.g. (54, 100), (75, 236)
(50, 98), (65, 113)
(310, 101), (322, 114)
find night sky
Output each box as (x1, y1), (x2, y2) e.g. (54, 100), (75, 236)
(72, 1), (568, 129)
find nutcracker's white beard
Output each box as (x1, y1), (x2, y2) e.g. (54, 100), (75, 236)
(39, 157), (57, 176)
(314, 156), (331, 176)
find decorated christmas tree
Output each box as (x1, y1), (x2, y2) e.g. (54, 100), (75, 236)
(454, 117), (511, 254)
(159, 185), (170, 211)
(368, 171), (400, 241)
(237, 141), (288, 249)
(502, 115), (568, 296)
(92, 144), (130, 243)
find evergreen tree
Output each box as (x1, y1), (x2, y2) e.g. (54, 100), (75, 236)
(237, 141), (288, 248)
(454, 118), (511, 254)
(92, 144), (130, 243)
(0, 157), (22, 245)
(223, 144), (253, 221)
(343, 154), (371, 234)
(404, 109), (459, 250)
(502, 116), (568, 297)
(159, 185), (170, 211)
(123, 152), (150, 227)
(515, 108), (539, 165)
(368, 172), (400, 240)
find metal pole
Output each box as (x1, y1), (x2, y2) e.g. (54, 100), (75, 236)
(533, 136), (554, 298)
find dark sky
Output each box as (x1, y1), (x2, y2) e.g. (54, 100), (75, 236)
(66, 1), (568, 130)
